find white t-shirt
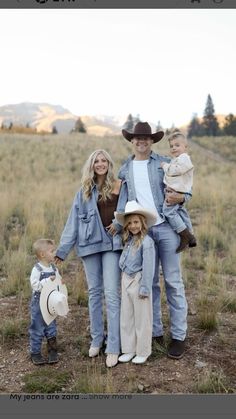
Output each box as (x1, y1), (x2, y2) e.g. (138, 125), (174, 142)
(133, 160), (163, 226)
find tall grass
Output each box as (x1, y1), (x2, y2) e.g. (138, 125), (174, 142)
(0, 132), (236, 336)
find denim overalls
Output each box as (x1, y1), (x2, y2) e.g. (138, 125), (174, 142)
(29, 263), (57, 354)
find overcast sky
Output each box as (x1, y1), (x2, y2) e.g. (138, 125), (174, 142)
(0, 9), (235, 127)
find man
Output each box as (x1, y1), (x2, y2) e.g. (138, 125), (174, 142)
(116, 121), (190, 359)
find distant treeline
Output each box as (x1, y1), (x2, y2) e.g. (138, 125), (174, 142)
(1, 94), (236, 137)
(124, 94), (236, 138)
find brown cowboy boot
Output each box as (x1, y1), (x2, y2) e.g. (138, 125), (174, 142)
(47, 337), (59, 364)
(176, 228), (197, 253)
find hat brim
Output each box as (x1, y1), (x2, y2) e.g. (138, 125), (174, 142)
(40, 277), (68, 325)
(122, 129), (164, 143)
(114, 209), (157, 228)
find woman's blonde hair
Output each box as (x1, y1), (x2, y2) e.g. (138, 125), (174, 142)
(122, 213), (148, 249)
(81, 149), (115, 201)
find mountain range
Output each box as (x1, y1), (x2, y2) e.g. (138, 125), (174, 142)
(0, 102), (126, 136)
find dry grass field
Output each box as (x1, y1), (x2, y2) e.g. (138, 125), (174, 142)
(0, 132), (236, 394)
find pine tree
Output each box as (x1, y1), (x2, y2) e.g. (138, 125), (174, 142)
(156, 120), (163, 131)
(123, 114), (134, 131)
(187, 113), (204, 137)
(133, 114), (140, 125)
(223, 114), (236, 136)
(202, 94), (219, 136)
(74, 117), (86, 133)
(52, 125), (58, 134)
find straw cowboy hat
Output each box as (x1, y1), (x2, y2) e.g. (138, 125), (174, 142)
(40, 276), (69, 325)
(114, 200), (157, 228)
(122, 121), (164, 143)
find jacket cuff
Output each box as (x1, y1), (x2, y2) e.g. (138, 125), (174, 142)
(55, 250), (66, 261)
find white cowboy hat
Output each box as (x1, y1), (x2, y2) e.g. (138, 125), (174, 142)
(40, 276), (69, 325)
(114, 200), (157, 228)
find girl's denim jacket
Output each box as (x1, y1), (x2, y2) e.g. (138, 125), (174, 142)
(119, 235), (155, 296)
(114, 151), (191, 230)
(56, 185), (123, 259)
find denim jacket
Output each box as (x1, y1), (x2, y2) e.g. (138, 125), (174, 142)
(56, 185), (123, 259)
(119, 235), (155, 296)
(115, 151), (191, 228)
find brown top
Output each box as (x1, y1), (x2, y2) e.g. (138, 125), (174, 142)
(97, 193), (119, 227)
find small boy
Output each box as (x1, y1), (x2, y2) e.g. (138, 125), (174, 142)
(29, 238), (61, 365)
(161, 131), (197, 253)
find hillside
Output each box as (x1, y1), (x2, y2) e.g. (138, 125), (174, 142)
(0, 102), (124, 136)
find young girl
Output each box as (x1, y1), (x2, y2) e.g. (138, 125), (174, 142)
(114, 201), (156, 364)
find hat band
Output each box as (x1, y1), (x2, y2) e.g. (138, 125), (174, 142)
(47, 290), (56, 316)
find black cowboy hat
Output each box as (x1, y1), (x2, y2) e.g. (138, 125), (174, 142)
(122, 122), (164, 143)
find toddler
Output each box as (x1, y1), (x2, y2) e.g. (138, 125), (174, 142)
(161, 131), (197, 252)
(29, 238), (62, 365)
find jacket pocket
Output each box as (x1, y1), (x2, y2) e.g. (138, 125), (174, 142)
(78, 209), (102, 246)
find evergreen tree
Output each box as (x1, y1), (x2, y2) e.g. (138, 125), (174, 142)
(202, 94), (219, 136)
(52, 125), (58, 134)
(123, 114), (134, 131)
(133, 114), (140, 125)
(74, 117), (87, 133)
(187, 113), (204, 137)
(223, 114), (236, 136)
(156, 120), (163, 131)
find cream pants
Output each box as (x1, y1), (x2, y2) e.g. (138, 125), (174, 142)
(120, 271), (152, 358)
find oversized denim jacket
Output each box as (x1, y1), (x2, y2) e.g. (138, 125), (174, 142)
(56, 185), (123, 259)
(115, 151), (191, 227)
(119, 235), (155, 296)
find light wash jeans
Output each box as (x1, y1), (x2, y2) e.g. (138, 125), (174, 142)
(163, 202), (193, 233)
(29, 293), (57, 354)
(148, 222), (188, 341)
(82, 251), (121, 354)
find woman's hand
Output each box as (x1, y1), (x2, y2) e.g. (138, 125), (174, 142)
(106, 223), (117, 236)
(54, 256), (63, 265)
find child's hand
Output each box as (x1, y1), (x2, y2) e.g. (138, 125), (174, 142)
(61, 277), (65, 284)
(139, 294), (148, 300)
(106, 223), (117, 236)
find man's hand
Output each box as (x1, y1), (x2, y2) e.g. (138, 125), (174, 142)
(165, 188), (184, 206)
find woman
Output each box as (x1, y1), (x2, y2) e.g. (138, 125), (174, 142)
(55, 150), (122, 368)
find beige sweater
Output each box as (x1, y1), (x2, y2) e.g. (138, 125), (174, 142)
(162, 153), (194, 193)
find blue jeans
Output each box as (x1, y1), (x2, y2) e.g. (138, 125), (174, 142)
(163, 202), (193, 233)
(82, 251), (121, 354)
(148, 222), (187, 341)
(29, 293), (57, 354)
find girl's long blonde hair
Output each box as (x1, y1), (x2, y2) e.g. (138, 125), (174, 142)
(122, 214), (148, 249)
(81, 149), (115, 201)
